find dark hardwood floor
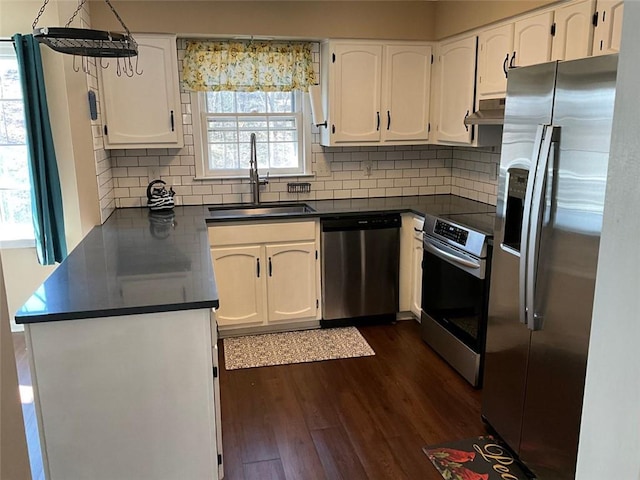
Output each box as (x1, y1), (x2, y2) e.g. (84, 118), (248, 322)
(13, 320), (486, 480)
(219, 320), (487, 480)
(13, 332), (45, 480)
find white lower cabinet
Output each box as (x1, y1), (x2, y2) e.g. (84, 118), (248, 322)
(266, 242), (318, 322)
(210, 245), (266, 326)
(209, 221), (321, 333)
(26, 309), (220, 480)
(411, 234), (424, 319)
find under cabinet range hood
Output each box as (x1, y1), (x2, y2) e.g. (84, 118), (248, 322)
(464, 98), (506, 126)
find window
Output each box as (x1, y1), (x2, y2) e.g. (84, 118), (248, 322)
(0, 44), (33, 245)
(192, 89), (311, 178)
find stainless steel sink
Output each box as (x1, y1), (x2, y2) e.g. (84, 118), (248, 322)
(208, 203), (315, 219)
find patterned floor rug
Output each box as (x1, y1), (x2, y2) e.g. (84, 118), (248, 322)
(223, 327), (375, 370)
(424, 435), (533, 480)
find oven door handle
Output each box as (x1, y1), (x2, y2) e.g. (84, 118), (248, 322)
(423, 240), (480, 269)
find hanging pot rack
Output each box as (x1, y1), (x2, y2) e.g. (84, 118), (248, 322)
(32, 0), (138, 58)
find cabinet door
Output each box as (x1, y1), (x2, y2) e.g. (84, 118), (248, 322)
(478, 23), (514, 99)
(382, 45), (432, 142)
(265, 242), (318, 323)
(436, 35), (477, 145)
(513, 11), (554, 67)
(210, 246), (266, 326)
(100, 34), (183, 148)
(410, 237), (423, 319)
(331, 44), (383, 142)
(592, 0), (624, 55)
(551, 0), (596, 61)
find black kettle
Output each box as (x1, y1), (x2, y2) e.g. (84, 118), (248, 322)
(146, 179), (175, 211)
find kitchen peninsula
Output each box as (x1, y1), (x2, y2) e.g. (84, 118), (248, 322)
(15, 206), (222, 480)
(14, 194), (492, 480)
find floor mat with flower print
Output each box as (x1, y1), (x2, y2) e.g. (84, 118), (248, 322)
(423, 435), (533, 480)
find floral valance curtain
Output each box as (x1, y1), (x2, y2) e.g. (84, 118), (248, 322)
(182, 40), (316, 92)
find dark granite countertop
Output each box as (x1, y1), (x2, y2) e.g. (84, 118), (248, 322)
(15, 195), (494, 324)
(205, 195), (494, 223)
(15, 207), (219, 324)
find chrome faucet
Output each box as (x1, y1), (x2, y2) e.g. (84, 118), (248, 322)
(249, 133), (268, 205)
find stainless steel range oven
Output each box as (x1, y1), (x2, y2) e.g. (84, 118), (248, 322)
(420, 212), (494, 387)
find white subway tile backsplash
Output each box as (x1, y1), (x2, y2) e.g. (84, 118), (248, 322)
(117, 177), (140, 188)
(333, 171), (352, 181)
(101, 40), (500, 209)
(334, 190), (352, 199)
(360, 179), (377, 189)
(410, 177), (429, 187)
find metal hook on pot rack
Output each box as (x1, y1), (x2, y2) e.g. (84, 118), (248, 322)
(134, 55), (143, 76)
(124, 57), (134, 78)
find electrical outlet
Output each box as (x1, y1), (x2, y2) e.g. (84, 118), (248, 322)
(148, 166), (161, 182)
(315, 159), (331, 177)
(363, 160), (373, 177)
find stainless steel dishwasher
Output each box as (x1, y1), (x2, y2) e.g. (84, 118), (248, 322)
(320, 213), (401, 327)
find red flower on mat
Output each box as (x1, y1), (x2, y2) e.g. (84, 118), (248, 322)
(430, 447), (476, 463)
(456, 466), (489, 480)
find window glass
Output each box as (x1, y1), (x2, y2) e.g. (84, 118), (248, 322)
(197, 90), (305, 177)
(0, 44), (33, 243)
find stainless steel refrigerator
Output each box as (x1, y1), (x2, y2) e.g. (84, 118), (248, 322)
(482, 54), (618, 479)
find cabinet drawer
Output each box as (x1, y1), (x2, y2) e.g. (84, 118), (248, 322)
(209, 220), (316, 246)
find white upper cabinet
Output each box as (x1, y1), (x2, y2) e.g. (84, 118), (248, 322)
(477, 23), (514, 100)
(592, 0), (624, 55)
(434, 35), (477, 145)
(100, 34), (183, 149)
(320, 40), (433, 146)
(477, 12), (554, 100)
(513, 11), (555, 67)
(330, 43), (383, 143)
(551, 0), (597, 61)
(383, 45), (432, 142)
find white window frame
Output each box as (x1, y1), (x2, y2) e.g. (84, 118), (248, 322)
(192, 90), (313, 179)
(0, 43), (34, 249)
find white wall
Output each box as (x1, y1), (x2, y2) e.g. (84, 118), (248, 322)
(0, 0), (105, 321)
(576, 3), (640, 479)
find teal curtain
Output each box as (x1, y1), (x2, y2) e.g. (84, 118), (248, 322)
(12, 34), (67, 265)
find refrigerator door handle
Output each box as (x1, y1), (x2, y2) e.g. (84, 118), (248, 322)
(519, 124), (546, 325)
(526, 125), (560, 331)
